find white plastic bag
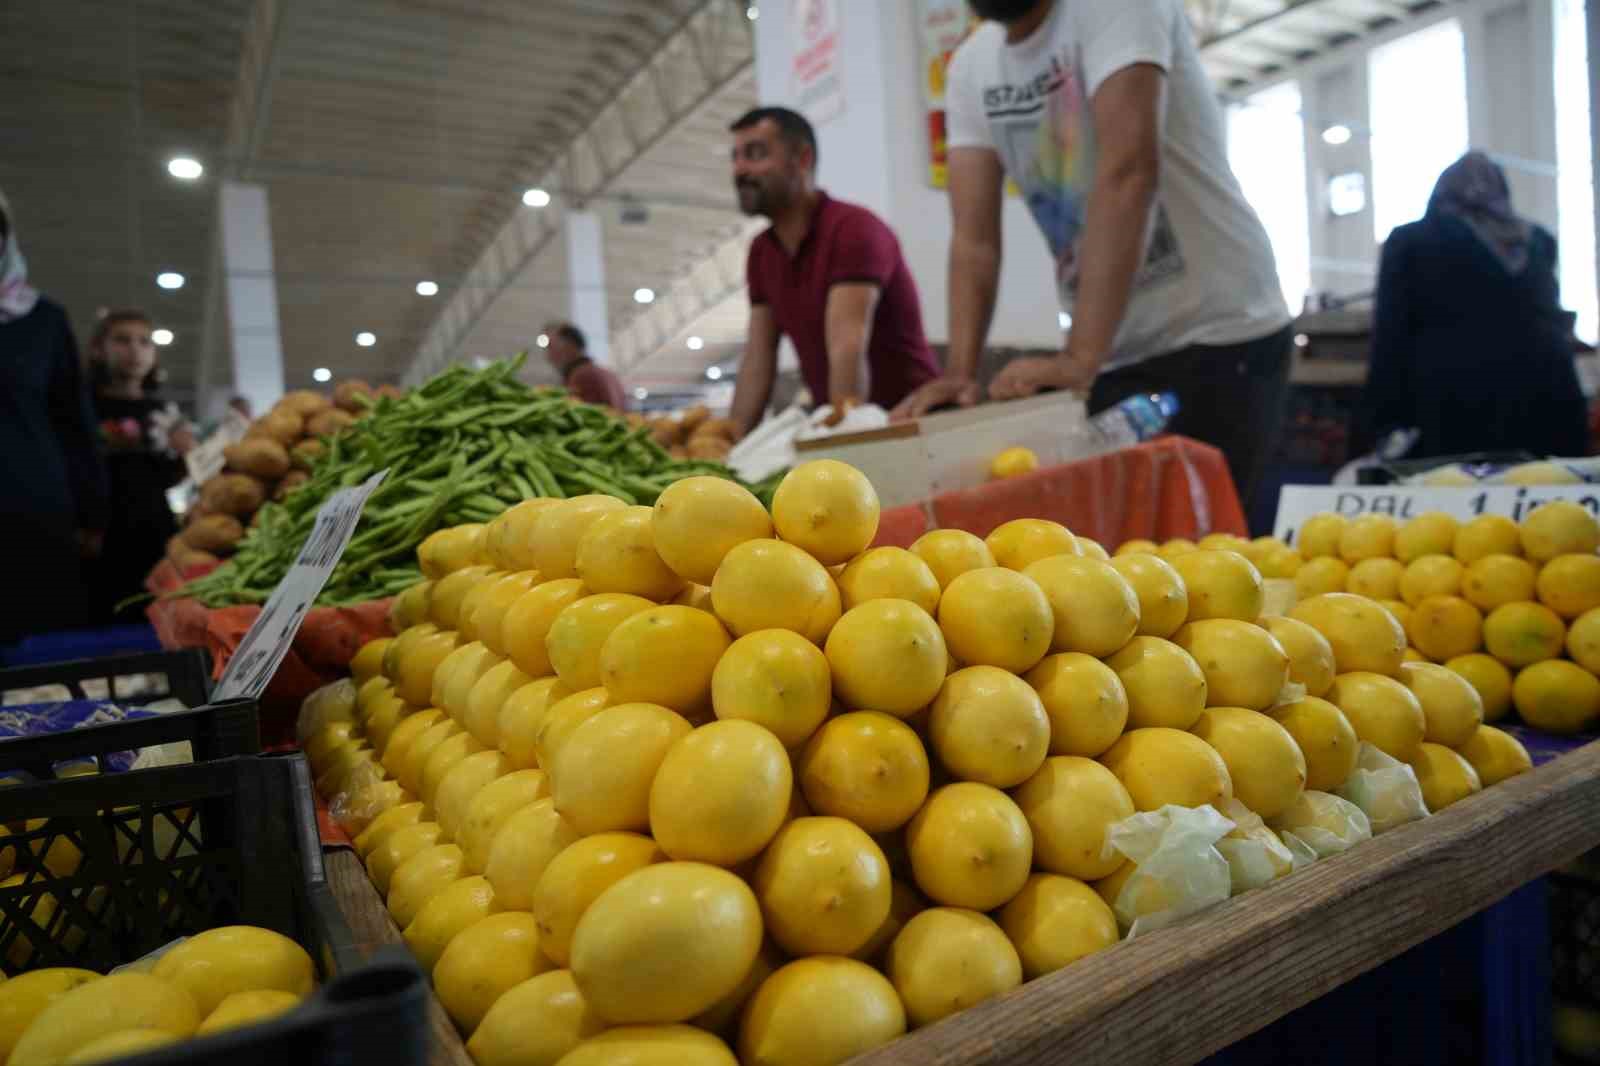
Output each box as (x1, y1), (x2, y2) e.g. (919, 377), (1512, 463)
(1100, 804), (1235, 937)
(1269, 790), (1372, 858)
(1336, 742), (1430, 834)
(1215, 799), (1296, 895)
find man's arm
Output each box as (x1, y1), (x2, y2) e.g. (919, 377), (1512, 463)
(823, 282), (879, 412)
(730, 304), (780, 438)
(989, 63), (1165, 400)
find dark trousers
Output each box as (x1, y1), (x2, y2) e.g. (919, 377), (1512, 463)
(1089, 325), (1294, 515)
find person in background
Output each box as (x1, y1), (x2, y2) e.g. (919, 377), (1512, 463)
(89, 310), (195, 622)
(543, 321), (627, 411)
(894, 0), (1293, 507)
(228, 395), (253, 420)
(728, 107), (942, 437)
(1361, 151), (1588, 459)
(0, 188), (108, 642)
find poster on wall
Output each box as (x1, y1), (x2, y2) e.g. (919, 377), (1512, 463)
(919, 0), (978, 188)
(791, 0), (845, 125)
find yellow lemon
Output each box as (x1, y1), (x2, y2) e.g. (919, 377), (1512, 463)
(1401, 554), (1466, 607)
(394, 629), (460, 707)
(350, 638), (391, 687)
(675, 583), (714, 610)
(460, 769), (549, 874)
(1116, 538), (1160, 556)
(1173, 619), (1290, 711)
(999, 872), (1119, 979)
(1012, 756), (1134, 881)
(1265, 696), (1360, 792)
(501, 578), (587, 679)
(1024, 555), (1141, 655)
(1408, 595), (1486, 661)
(1289, 592), (1408, 676)
(1538, 554), (1600, 619)
(1380, 599), (1412, 630)
(1408, 742), (1482, 811)
(1295, 556), (1351, 599)
(649, 720), (792, 866)
(1520, 500), (1600, 562)
(769, 461), (884, 568)
(1394, 512), (1459, 563)
(1104, 636), (1208, 729)
(1025, 653), (1129, 757)
(1568, 607), (1600, 673)
(990, 446), (1040, 479)
(936, 567), (1053, 673)
(694, 941), (783, 1037)
(1170, 550), (1265, 623)
(546, 593), (656, 691)
(1326, 672), (1426, 762)
(1199, 533), (1246, 552)
(1397, 662), (1484, 746)
(436, 913), (554, 1036)
(147, 926), (311, 1018)
(366, 821), (443, 896)
(403, 875), (500, 973)
(1456, 726), (1533, 786)
(1159, 537), (1199, 560)
(797, 712), (931, 833)
(61, 1029), (181, 1064)
(1445, 653), (1515, 723)
(1107, 552), (1188, 638)
(431, 565), (495, 630)
(534, 687), (613, 771)
(754, 816), (890, 956)
(739, 958), (905, 1066)
(466, 967), (602, 1064)
(383, 619), (437, 681)
(419, 732), (488, 813)
(906, 782), (1032, 910)
(365, 694), (421, 759)
(909, 529), (997, 590)
(1454, 514), (1523, 563)
(986, 518), (1079, 570)
(387, 843), (464, 928)
(1190, 708), (1307, 819)
(1463, 554), (1539, 612)
(304, 720), (361, 777)
(196, 990), (301, 1036)
(1099, 727), (1233, 811)
(1513, 659), (1600, 733)
(419, 523), (489, 576)
(927, 666), (1050, 788)
(1484, 601), (1566, 667)
(851, 880), (927, 967)
(0, 968), (100, 1063)
(1347, 557), (1405, 601)
(1404, 647), (1428, 662)
(1297, 513), (1347, 559)
(533, 833), (666, 967)
(486, 497), (560, 572)
(474, 573), (543, 659)
(571, 862), (763, 1025)
(574, 506), (684, 601)
(599, 605), (730, 715)
(557, 1026), (739, 1066)
(497, 677), (571, 771)
(432, 749), (509, 841)
(710, 629), (832, 749)
(389, 582), (433, 632)
(837, 547), (941, 614)
(824, 599), (947, 716)
(887, 908), (1021, 1028)
(553, 704), (692, 835)
(1260, 615), (1337, 698)
(457, 571), (508, 645)
(1242, 536), (1285, 565)
(1261, 547), (1305, 580)
(1339, 514), (1397, 563)
(652, 477), (774, 585)
(461, 659), (531, 748)
(1078, 538), (1111, 561)
(530, 495), (629, 580)
(484, 798), (582, 911)
(352, 792), (423, 856)
(711, 539), (842, 644)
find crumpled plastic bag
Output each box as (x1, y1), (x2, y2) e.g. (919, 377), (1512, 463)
(1269, 790), (1372, 858)
(296, 678), (358, 745)
(1100, 804), (1235, 937)
(1336, 742), (1430, 834)
(1215, 799), (1296, 895)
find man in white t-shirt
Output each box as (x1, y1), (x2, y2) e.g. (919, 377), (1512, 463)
(893, 0), (1293, 506)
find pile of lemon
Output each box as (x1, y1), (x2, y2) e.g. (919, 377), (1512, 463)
(306, 461), (1533, 1066)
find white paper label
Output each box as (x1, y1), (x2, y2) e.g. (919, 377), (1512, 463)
(214, 470), (389, 701)
(185, 410), (252, 484)
(1274, 484), (1600, 544)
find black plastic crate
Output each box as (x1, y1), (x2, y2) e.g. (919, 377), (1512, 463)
(0, 753), (428, 1066)
(0, 647), (212, 708)
(0, 695), (260, 782)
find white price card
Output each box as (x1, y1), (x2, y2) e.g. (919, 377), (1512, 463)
(1274, 484), (1600, 544)
(185, 409), (251, 484)
(214, 469), (389, 701)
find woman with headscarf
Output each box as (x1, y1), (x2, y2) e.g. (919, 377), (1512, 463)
(0, 189), (108, 643)
(1362, 151), (1589, 459)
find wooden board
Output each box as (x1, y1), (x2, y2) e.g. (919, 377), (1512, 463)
(849, 740), (1600, 1066)
(325, 848), (474, 1066)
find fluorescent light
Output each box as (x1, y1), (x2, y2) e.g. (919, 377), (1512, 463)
(415, 280), (438, 296)
(167, 157), (203, 180)
(747, 5), (758, 19)
(536, 333), (550, 349)
(633, 287), (656, 305)
(356, 331), (376, 347)
(687, 336), (704, 351)
(313, 367), (333, 383)
(1322, 124), (1353, 146)
(152, 328), (174, 346)
(1058, 311), (1073, 330)
(523, 187), (551, 208)
(633, 387), (649, 400)
(156, 271), (185, 290)
(1294, 334), (1310, 347)
(706, 366), (724, 381)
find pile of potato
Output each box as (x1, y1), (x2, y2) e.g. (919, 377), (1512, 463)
(164, 380), (402, 574)
(635, 405), (739, 462)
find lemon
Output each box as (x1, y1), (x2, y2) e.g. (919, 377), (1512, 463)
(739, 957), (905, 1066)
(1199, 533), (1246, 552)
(797, 712), (930, 833)
(1403, 647), (1427, 663)
(473, 573), (543, 659)
(1159, 538), (1199, 560)
(387, 843), (464, 928)
(304, 720), (361, 777)
(650, 720), (792, 865)
(462, 660), (532, 748)
(1397, 662), (1484, 746)
(675, 583), (714, 610)
(1261, 547), (1306, 579)
(1326, 672), (1426, 762)
(1444, 653), (1515, 723)
(599, 605), (731, 716)
(394, 629), (460, 707)
(553, 703), (692, 835)
(467, 968), (601, 1064)
(1116, 538), (1160, 556)
(1339, 514), (1397, 563)
(1104, 636), (1209, 729)
(909, 529), (997, 590)
(1298, 514), (1347, 559)
(985, 518), (1079, 570)
(1485, 601), (1566, 667)
(1260, 616), (1337, 698)
(1078, 538), (1111, 561)
(1172, 550), (1265, 622)
(368, 699), (427, 765)
(906, 782), (1033, 910)
(1174, 619), (1291, 711)
(772, 461), (881, 565)
(0, 968), (100, 1062)
(486, 498), (560, 571)
(999, 872), (1119, 979)
(936, 567), (1053, 673)
(1392, 512), (1458, 563)
(652, 477), (774, 585)
(1264, 696), (1360, 792)
(534, 833), (666, 967)
(457, 571), (508, 645)
(431, 565), (495, 630)
(710, 630), (832, 749)
(1024, 555), (1142, 655)
(501, 579), (588, 679)
(756, 817), (891, 956)
(1191, 708), (1307, 819)
(1521, 500), (1600, 562)
(694, 941), (782, 1036)
(547, 593), (656, 691)
(1568, 608), (1600, 673)
(1012, 756), (1134, 881)
(1538, 554), (1600, 619)
(1107, 553), (1188, 638)
(852, 880), (927, 966)
(1408, 595), (1486, 661)
(559, 1025), (738, 1066)
(990, 446), (1040, 479)
(436, 913), (553, 1035)
(824, 599), (948, 716)
(420, 523), (489, 576)
(575, 506), (685, 601)
(195, 990), (301, 1036)
(928, 666), (1050, 788)
(1289, 592), (1408, 676)
(496, 678), (570, 771)
(1099, 727), (1233, 811)
(389, 582), (434, 632)
(366, 821), (443, 896)
(419, 732), (488, 813)
(9, 974), (199, 1066)
(1347, 557), (1404, 601)
(534, 687), (613, 770)
(432, 750), (509, 841)
(62, 1029), (181, 1064)
(711, 539), (842, 643)
(571, 861), (763, 1025)
(887, 908), (1022, 1028)
(1514, 659), (1600, 733)
(1463, 554), (1539, 612)
(1296, 557), (1351, 599)
(1025, 653), (1129, 757)
(484, 798), (581, 911)
(1408, 742), (1482, 811)
(350, 638), (392, 687)
(383, 619), (437, 681)
(1456, 726), (1533, 786)
(149, 925), (313, 1018)
(837, 547), (942, 614)
(403, 874), (500, 972)
(1452, 514), (1521, 563)
(529, 495), (629, 580)
(1400, 554), (1466, 608)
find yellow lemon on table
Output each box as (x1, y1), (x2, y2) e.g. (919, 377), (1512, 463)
(649, 720), (792, 866)
(1347, 557), (1404, 601)
(739, 958), (905, 1066)
(1108, 552), (1188, 638)
(1024, 555), (1141, 656)
(990, 446), (1040, 479)
(1485, 601), (1566, 667)
(1379, 599), (1412, 630)
(1173, 619), (1290, 711)
(457, 571), (507, 645)
(1199, 533), (1245, 552)
(1397, 662), (1484, 746)
(887, 908), (1022, 1029)
(600, 606), (731, 715)
(936, 567), (1053, 673)
(1171, 550), (1264, 622)
(711, 539), (841, 644)
(431, 565), (495, 630)
(694, 942), (783, 1038)
(1401, 555), (1465, 607)
(403, 874), (501, 973)
(1461, 554), (1537, 613)
(61, 1029), (181, 1064)
(546, 593), (656, 691)
(909, 529), (996, 590)
(1159, 537), (1199, 560)
(754, 817), (891, 956)
(1568, 607), (1600, 674)
(553, 703), (692, 835)
(1297, 513), (1347, 559)
(530, 495), (629, 580)
(394, 629), (460, 707)
(501, 578), (587, 679)
(1339, 514), (1397, 563)
(386, 843), (464, 928)
(432, 749), (509, 841)
(0, 968), (100, 1063)
(1260, 615), (1337, 698)
(837, 547), (941, 614)
(1116, 538), (1160, 556)
(1100, 727), (1233, 811)
(472, 569), (542, 657)
(999, 873), (1119, 980)
(465, 968), (601, 1064)
(824, 599), (947, 716)
(1104, 637), (1208, 730)
(389, 582), (433, 633)
(484, 798), (581, 911)
(1012, 756), (1134, 881)
(8, 974), (198, 1066)
(1445, 653), (1514, 723)
(1025, 653), (1129, 757)
(1456, 726), (1533, 786)
(350, 638), (391, 687)
(1513, 659), (1600, 733)
(1261, 546), (1305, 580)
(1520, 500), (1600, 562)
(1408, 742), (1482, 812)
(906, 783), (1033, 911)
(797, 712), (930, 833)
(575, 506), (684, 601)
(496, 678), (570, 771)
(1295, 556), (1351, 599)
(851, 880), (927, 968)
(928, 666), (1050, 788)
(366, 821), (442, 896)
(534, 687), (612, 771)
(196, 990), (301, 1036)
(1396, 512), (1459, 563)
(1077, 538), (1111, 561)
(771, 460), (881, 566)
(711, 629), (832, 749)
(1243, 535), (1286, 565)
(652, 477), (774, 585)
(419, 732), (487, 813)
(1326, 672), (1426, 762)
(1455, 514), (1523, 564)
(435, 912), (554, 1035)
(556, 1026), (739, 1066)
(1265, 696), (1360, 792)
(463, 659), (532, 747)
(533, 833), (666, 967)
(1408, 595), (1486, 662)
(151, 925), (314, 1018)
(488, 498), (560, 571)
(1190, 708), (1307, 820)
(1290, 592), (1407, 676)
(1538, 554), (1600, 619)
(986, 518), (1080, 570)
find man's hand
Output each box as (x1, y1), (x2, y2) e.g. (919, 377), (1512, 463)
(988, 348), (1102, 402)
(890, 378), (983, 422)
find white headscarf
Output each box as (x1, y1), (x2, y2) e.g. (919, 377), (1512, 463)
(0, 188), (41, 323)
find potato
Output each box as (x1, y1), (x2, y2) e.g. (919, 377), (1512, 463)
(173, 546), (220, 574)
(650, 419), (682, 446)
(307, 409), (356, 437)
(200, 473), (267, 517)
(686, 437), (731, 460)
(248, 409), (304, 446)
(277, 390), (332, 418)
(333, 380), (373, 413)
(693, 417), (739, 442)
(224, 437), (291, 480)
(275, 469), (311, 501)
(668, 445), (688, 459)
(624, 413), (647, 429)
(183, 513), (245, 553)
(375, 384), (404, 401)
(679, 404), (711, 433)
(165, 533), (188, 566)
(291, 438), (326, 471)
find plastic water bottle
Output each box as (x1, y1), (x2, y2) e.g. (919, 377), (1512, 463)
(1090, 392), (1179, 449)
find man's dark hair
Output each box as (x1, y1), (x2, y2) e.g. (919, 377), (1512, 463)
(555, 323), (586, 351)
(730, 107), (818, 168)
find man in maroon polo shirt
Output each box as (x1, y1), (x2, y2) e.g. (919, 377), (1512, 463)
(543, 321), (628, 411)
(728, 107), (941, 437)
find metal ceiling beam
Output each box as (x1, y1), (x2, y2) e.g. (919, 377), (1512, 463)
(610, 228), (753, 372)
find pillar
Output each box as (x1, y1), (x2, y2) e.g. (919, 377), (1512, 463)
(565, 210), (611, 366)
(218, 181), (285, 413)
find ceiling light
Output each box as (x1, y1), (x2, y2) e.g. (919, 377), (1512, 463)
(633, 387), (649, 400)
(747, 5), (759, 19)
(523, 187), (552, 208)
(152, 328), (174, 346)
(687, 336), (704, 351)
(356, 331), (376, 347)
(313, 367), (333, 383)
(156, 271), (185, 290)
(1057, 311), (1073, 330)
(1294, 334), (1310, 348)
(1322, 124), (1353, 146)
(537, 333), (550, 348)
(415, 280), (438, 296)
(167, 157), (203, 180)
(633, 287), (656, 305)
(706, 366), (724, 381)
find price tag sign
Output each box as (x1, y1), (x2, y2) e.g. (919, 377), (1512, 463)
(214, 470), (389, 701)
(1274, 484), (1600, 544)
(185, 410), (251, 484)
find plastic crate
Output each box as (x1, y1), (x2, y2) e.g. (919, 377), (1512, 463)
(0, 695), (260, 782)
(0, 753), (429, 1066)
(0, 647), (212, 707)
(0, 624), (164, 668)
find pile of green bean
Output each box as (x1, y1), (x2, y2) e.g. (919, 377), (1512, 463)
(178, 356), (782, 608)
